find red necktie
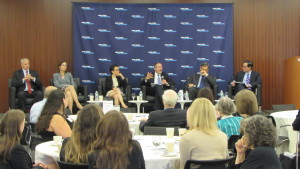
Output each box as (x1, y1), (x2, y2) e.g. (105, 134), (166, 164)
(26, 71), (32, 94)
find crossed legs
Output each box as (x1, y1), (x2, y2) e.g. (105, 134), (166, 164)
(108, 88), (128, 108)
(64, 85), (83, 112)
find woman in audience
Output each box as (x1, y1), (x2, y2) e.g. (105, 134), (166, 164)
(234, 89), (259, 117)
(197, 87), (214, 104)
(216, 96), (243, 138)
(88, 110), (145, 169)
(53, 61), (83, 112)
(35, 89), (72, 141)
(0, 109), (47, 169)
(60, 104), (104, 164)
(105, 64), (128, 108)
(180, 98), (228, 169)
(235, 115), (281, 169)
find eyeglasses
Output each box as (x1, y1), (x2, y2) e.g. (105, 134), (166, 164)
(242, 66), (248, 68)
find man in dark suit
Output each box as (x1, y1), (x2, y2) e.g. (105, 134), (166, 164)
(139, 89), (186, 132)
(186, 62), (216, 100)
(141, 62), (175, 110)
(230, 60), (262, 94)
(11, 58), (43, 111)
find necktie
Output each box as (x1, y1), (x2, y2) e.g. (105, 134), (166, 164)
(246, 73), (250, 85)
(26, 71), (32, 94)
(157, 74), (162, 85)
(197, 76), (205, 89)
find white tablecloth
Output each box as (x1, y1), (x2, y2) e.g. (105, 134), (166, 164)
(69, 113), (148, 136)
(270, 110), (298, 153)
(35, 135), (180, 169)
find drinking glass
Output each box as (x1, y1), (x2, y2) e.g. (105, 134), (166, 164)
(152, 136), (161, 152)
(131, 93), (136, 101)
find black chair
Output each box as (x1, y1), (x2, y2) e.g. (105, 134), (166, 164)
(228, 84), (262, 106)
(140, 78), (176, 111)
(97, 77), (131, 103)
(0, 161), (11, 169)
(50, 78), (88, 105)
(8, 79), (42, 109)
(144, 126), (180, 136)
(57, 161), (89, 169)
(184, 156), (235, 169)
(228, 135), (239, 152)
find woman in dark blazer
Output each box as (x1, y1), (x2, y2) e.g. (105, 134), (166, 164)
(0, 109), (47, 169)
(105, 65), (128, 108)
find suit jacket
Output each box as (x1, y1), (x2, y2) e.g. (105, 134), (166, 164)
(292, 109), (300, 131)
(141, 72), (175, 89)
(233, 71), (262, 90)
(186, 74), (216, 90)
(104, 76), (127, 95)
(140, 108), (186, 132)
(11, 69), (43, 92)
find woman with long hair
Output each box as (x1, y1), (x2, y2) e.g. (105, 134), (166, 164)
(60, 104), (104, 164)
(180, 98), (227, 169)
(53, 61), (83, 112)
(197, 87), (214, 104)
(35, 89), (72, 141)
(88, 110), (145, 169)
(235, 115), (281, 169)
(105, 65), (128, 108)
(0, 109), (47, 169)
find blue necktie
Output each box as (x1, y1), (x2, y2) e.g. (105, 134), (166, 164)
(197, 76), (205, 89)
(246, 73), (251, 89)
(157, 74), (162, 85)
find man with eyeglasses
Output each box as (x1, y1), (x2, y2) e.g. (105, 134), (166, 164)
(230, 60), (262, 94)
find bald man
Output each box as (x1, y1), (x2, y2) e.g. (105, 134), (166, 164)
(30, 86), (57, 123)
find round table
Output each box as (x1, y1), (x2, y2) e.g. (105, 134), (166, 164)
(128, 100), (148, 113)
(270, 110), (298, 153)
(35, 135), (180, 169)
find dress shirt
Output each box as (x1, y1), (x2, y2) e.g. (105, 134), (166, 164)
(154, 72), (162, 84)
(30, 98), (47, 123)
(22, 69), (36, 91)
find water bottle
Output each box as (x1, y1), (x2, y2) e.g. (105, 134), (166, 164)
(178, 91), (182, 101)
(185, 91), (189, 100)
(139, 90), (143, 100)
(178, 90), (184, 101)
(95, 91), (99, 101)
(219, 90), (224, 98)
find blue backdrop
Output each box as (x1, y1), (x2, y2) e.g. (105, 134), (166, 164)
(73, 3), (233, 94)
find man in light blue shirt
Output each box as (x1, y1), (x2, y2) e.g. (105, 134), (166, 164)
(30, 86), (57, 123)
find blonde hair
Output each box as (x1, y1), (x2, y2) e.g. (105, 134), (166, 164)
(234, 90), (258, 116)
(188, 98), (219, 135)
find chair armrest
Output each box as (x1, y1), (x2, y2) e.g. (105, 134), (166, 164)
(98, 85), (103, 95)
(256, 84), (262, 106)
(77, 85), (88, 102)
(125, 85), (132, 101)
(213, 84), (218, 99)
(9, 87), (16, 109)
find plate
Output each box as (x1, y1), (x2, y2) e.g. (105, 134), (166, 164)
(161, 153), (178, 157)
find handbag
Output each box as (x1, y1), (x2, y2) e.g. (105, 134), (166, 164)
(20, 122), (32, 145)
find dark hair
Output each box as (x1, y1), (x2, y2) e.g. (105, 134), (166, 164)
(58, 61), (67, 71)
(64, 104), (104, 163)
(244, 60), (253, 68)
(197, 87), (214, 104)
(109, 65), (119, 73)
(0, 110), (25, 162)
(200, 62), (210, 68)
(93, 110), (132, 169)
(35, 89), (65, 133)
(154, 62), (162, 68)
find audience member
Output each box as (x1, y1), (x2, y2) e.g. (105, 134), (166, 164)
(234, 89), (259, 117)
(139, 90), (186, 132)
(230, 60), (262, 94)
(235, 115), (281, 169)
(11, 58), (43, 111)
(35, 89), (72, 141)
(60, 104), (104, 164)
(292, 109), (300, 131)
(180, 98), (227, 169)
(216, 96), (243, 138)
(186, 62), (216, 100)
(53, 61), (83, 112)
(141, 62), (175, 110)
(0, 109), (47, 169)
(89, 110), (145, 169)
(105, 65), (128, 108)
(30, 86), (57, 123)
(197, 87), (215, 104)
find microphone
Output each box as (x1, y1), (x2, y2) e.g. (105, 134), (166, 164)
(161, 75), (164, 80)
